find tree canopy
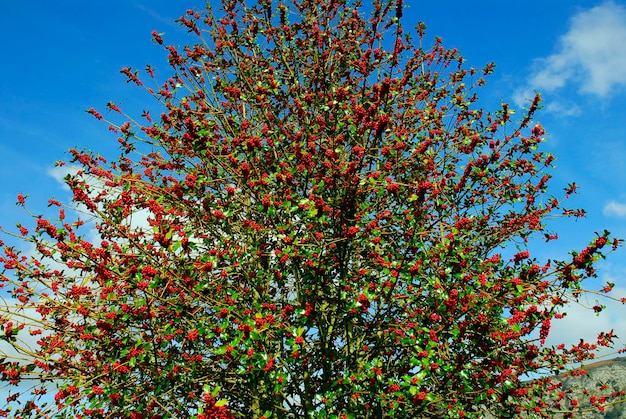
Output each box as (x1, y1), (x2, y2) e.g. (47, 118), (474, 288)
(1, 0), (624, 418)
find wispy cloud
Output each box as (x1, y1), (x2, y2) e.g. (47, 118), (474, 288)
(47, 165), (79, 190)
(515, 1), (626, 109)
(603, 200), (626, 217)
(546, 281), (626, 360)
(135, 4), (180, 28)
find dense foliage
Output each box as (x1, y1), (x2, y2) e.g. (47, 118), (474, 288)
(1, 0), (624, 417)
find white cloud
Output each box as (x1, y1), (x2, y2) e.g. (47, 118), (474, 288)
(46, 163), (183, 249)
(546, 284), (626, 359)
(47, 165), (80, 190)
(515, 1), (626, 108)
(544, 100), (582, 117)
(603, 200), (626, 217)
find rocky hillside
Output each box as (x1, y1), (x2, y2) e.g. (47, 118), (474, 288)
(480, 357), (626, 418)
(552, 357), (626, 418)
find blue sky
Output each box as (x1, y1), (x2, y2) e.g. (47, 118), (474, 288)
(1, 0), (626, 379)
